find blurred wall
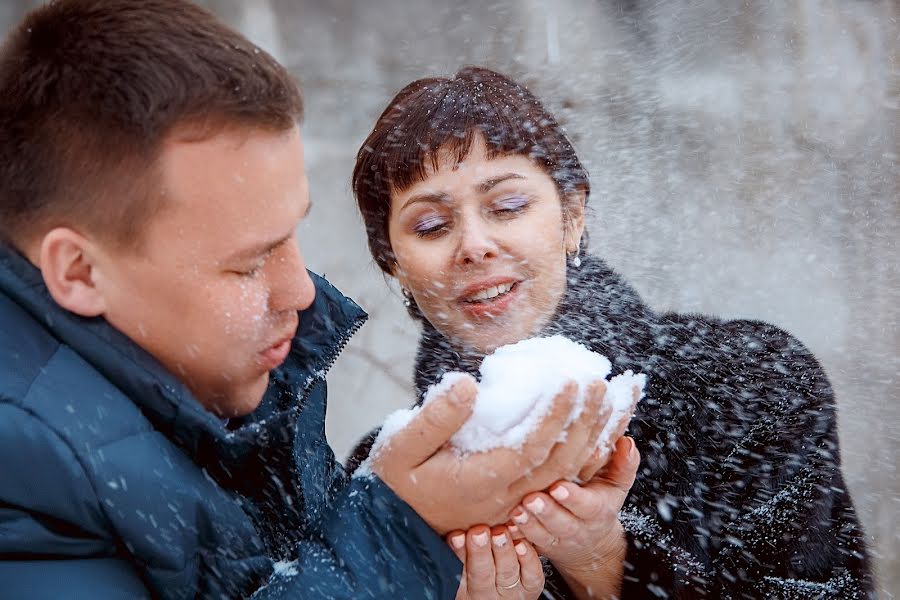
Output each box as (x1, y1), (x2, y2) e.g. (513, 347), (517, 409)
(3, 0), (897, 595)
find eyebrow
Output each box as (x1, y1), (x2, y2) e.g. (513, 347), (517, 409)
(226, 201), (312, 263)
(400, 191), (451, 212)
(475, 172), (525, 193)
(400, 173), (526, 211)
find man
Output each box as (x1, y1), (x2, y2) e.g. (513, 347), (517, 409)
(0, 1), (607, 598)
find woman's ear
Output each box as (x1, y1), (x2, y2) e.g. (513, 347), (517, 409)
(39, 228), (107, 317)
(388, 257), (408, 290)
(564, 190), (587, 253)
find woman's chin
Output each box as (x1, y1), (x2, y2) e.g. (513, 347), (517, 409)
(450, 323), (532, 356)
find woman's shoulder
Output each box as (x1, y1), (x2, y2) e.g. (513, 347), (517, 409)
(646, 312), (836, 439)
(655, 313), (827, 384)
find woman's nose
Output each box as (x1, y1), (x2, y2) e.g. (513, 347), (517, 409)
(455, 218), (498, 266)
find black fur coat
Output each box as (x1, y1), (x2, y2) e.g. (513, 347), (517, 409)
(350, 255), (874, 599)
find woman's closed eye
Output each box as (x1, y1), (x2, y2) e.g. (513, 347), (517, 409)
(492, 195), (531, 216)
(413, 215), (449, 237)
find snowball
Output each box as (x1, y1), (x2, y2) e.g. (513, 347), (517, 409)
(427, 336), (617, 453)
(360, 335), (647, 469)
(597, 369), (647, 449)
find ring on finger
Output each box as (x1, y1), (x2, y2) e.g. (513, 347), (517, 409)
(498, 576), (521, 590)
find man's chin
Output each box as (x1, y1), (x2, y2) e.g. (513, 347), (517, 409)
(206, 373), (269, 418)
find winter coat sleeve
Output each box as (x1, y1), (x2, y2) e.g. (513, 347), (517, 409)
(614, 318), (874, 599)
(253, 424), (462, 600)
(252, 473), (462, 600)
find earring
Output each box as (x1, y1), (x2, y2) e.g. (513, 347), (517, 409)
(402, 288), (413, 308)
(570, 252), (581, 268)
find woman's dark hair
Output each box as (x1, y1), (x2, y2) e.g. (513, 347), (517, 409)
(0, 0), (303, 248)
(352, 66), (589, 274)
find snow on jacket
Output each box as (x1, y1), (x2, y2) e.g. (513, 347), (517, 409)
(350, 254), (874, 599)
(0, 243), (461, 599)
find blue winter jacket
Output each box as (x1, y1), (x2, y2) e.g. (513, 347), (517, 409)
(0, 243), (461, 599)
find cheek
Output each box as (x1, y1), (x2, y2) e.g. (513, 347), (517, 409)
(394, 244), (448, 296)
(207, 281), (271, 339)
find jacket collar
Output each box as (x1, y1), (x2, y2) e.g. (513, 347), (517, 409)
(0, 242), (366, 460)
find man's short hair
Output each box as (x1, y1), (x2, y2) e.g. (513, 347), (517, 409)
(0, 0), (303, 249)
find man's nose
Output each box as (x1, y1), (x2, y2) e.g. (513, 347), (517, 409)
(270, 238), (316, 313)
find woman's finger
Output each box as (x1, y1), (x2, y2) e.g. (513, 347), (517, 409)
(586, 380), (613, 449)
(567, 380), (607, 474)
(446, 530), (467, 563)
(506, 520), (525, 541)
(464, 525), (496, 597)
(576, 443), (606, 482)
(507, 381), (600, 500)
(590, 436), (640, 501)
(515, 539), (545, 595)
(522, 491), (581, 540)
(489, 526), (521, 594)
(510, 500), (558, 551)
(608, 388), (640, 448)
(376, 375), (476, 469)
(562, 437), (640, 520)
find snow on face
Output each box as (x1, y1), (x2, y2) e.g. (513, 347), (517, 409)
(359, 336), (646, 472)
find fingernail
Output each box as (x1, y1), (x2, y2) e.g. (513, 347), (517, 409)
(511, 507), (529, 524)
(473, 531), (489, 547)
(549, 485), (570, 502)
(525, 497), (545, 514)
(515, 542), (527, 556)
(626, 437), (638, 458)
(492, 532), (508, 547)
(450, 534), (465, 549)
(508, 524), (519, 535)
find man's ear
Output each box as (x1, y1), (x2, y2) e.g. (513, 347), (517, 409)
(564, 190), (587, 253)
(39, 228), (107, 317)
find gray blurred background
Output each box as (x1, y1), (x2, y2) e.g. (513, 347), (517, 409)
(3, 0), (897, 595)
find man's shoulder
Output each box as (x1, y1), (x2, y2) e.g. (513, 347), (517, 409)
(2, 339), (155, 452)
(0, 289), (61, 399)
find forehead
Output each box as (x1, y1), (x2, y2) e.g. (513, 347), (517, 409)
(403, 137), (548, 192)
(146, 125), (307, 252)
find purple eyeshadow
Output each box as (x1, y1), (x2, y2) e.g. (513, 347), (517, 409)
(495, 196), (528, 211)
(414, 215), (446, 233)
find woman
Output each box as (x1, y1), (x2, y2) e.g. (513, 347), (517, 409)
(349, 66), (874, 599)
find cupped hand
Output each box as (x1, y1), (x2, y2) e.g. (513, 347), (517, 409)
(573, 383), (641, 483)
(447, 525), (543, 600)
(370, 375), (611, 534)
(509, 436), (640, 587)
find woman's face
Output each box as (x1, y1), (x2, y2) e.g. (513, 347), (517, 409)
(388, 136), (585, 354)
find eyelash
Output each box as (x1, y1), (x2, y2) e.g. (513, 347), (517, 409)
(413, 196), (531, 238)
(235, 264), (263, 278)
(493, 196), (530, 215)
(234, 253), (272, 278)
(414, 218), (449, 238)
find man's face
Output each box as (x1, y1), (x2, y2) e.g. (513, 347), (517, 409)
(94, 125), (315, 417)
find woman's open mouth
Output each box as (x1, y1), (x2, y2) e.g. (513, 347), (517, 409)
(459, 281), (520, 318)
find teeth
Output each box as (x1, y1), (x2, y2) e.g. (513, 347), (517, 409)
(467, 282), (514, 302)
